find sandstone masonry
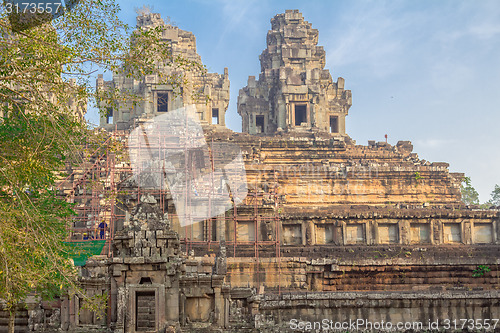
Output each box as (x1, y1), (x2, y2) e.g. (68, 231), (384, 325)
(2, 9), (500, 333)
(98, 12), (230, 131)
(238, 10), (352, 136)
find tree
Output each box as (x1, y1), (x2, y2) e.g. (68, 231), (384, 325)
(460, 176), (479, 205)
(0, 112), (80, 330)
(489, 184), (500, 206)
(0, 2), (201, 332)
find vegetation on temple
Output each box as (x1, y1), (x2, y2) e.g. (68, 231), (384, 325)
(460, 176), (480, 205)
(0, 2), (199, 332)
(488, 184), (500, 206)
(460, 176), (500, 208)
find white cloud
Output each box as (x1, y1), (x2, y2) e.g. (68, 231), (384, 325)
(324, 3), (424, 78)
(469, 23), (500, 40)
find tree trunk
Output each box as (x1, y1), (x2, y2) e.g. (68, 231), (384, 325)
(8, 310), (15, 333)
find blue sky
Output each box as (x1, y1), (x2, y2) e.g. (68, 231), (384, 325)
(86, 0), (500, 202)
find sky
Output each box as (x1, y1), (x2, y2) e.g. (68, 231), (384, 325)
(85, 0), (500, 202)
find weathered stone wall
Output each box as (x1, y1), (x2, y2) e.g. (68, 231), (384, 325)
(205, 129), (463, 208)
(0, 304), (29, 333)
(252, 291), (500, 332)
(279, 210), (499, 246)
(224, 245), (500, 292)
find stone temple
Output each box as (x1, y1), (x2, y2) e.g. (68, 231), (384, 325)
(238, 10), (352, 136)
(3, 9), (500, 333)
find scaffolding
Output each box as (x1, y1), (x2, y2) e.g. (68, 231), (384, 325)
(58, 123), (284, 292)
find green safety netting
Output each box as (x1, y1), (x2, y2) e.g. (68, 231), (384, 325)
(64, 240), (106, 266)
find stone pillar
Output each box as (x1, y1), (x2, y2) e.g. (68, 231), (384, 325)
(179, 293), (186, 326)
(68, 295), (76, 331)
(288, 103), (293, 128)
(340, 114), (346, 135)
(367, 221), (374, 245)
(158, 286), (166, 329)
(60, 297), (70, 331)
(437, 220), (443, 244)
(306, 103), (311, 126)
(114, 287), (126, 333)
(306, 220), (315, 245)
(401, 220), (411, 245)
(145, 85), (153, 115)
(464, 220), (472, 245)
(165, 280), (180, 321)
(214, 288), (223, 327)
(493, 219), (498, 244)
(222, 287), (230, 328)
(110, 276), (118, 324)
(341, 221), (347, 246)
(310, 102), (315, 127)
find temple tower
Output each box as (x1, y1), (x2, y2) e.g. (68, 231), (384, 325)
(98, 12), (230, 130)
(238, 10), (352, 135)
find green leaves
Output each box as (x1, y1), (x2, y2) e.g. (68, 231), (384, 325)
(488, 184), (500, 206)
(460, 176), (479, 205)
(472, 265), (491, 278)
(0, 188), (77, 310)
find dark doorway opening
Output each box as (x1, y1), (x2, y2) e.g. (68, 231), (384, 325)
(157, 93), (168, 112)
(294, 105), (307, 126)
(212, 108), (219, 124)
(256, 115), (264, 133)
(330, 116), (339, 133)
(106, 107), (113, 124)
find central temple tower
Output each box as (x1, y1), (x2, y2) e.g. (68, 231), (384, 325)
(238, 10), (352, 135)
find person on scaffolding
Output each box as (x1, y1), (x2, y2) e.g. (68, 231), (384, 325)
(98, 220), (108, 239)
